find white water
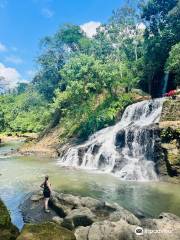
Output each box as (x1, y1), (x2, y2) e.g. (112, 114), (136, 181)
(162, 72), (169, 95)
(58, 98), (165, 181)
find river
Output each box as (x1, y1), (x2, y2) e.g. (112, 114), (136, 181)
(0, 140), (180, 230)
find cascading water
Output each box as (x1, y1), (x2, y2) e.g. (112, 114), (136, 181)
(162, 72), (169, 95)
(58, 98), (165, 181)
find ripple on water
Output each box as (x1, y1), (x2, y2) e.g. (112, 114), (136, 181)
(0, 140), (180, 229)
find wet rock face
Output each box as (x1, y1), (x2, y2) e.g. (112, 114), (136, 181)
(98, 154), (109, 169)
(115, 129), (126, 149)
(0, 199), (19, 240)
(91, 144), (101, 155)
(158, 99), (180, 178)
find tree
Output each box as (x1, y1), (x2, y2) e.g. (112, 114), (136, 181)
(33, 24), (87, 100)
(0, 107), (5, 131)
(60, 54), (104, 100)
(16, 82), (29, 94)
(55, 24), (85, 51)
(141, 0), (179, 96)
(166, 42), (180, 86)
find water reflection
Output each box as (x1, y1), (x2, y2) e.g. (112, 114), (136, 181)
(0, 141), (180, 229)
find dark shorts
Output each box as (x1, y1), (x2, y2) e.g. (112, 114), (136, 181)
(43, 190), (51, 198)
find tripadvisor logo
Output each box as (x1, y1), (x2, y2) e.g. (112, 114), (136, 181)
(135, 227), (144, 236)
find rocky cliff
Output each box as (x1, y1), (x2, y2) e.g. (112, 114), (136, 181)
(158, 99), (180, 179)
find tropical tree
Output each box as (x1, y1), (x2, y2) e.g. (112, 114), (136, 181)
(166, 42), (180, 86)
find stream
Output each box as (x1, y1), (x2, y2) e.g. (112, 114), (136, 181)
(0, 140), (180, 230)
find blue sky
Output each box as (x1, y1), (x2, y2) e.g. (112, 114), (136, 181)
(0, 0), (123, 88)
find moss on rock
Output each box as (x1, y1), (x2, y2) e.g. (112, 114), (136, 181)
(17, 222), (76, 240)
(160, 100), (180, 122)
(0, 199), (19, 240)
(159, 99), (180, 178)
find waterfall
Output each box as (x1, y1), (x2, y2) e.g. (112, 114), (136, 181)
(162, 72), (169, 95)
(58, 98), (165, 181)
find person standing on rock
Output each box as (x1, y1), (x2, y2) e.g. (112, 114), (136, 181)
(40, 175), (52, 213)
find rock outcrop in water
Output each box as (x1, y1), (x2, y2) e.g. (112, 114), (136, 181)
(20, 191), (180, 240)
(58, 99), (164, 181)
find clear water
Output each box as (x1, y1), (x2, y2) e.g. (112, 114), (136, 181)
(0, 140), (180, 230)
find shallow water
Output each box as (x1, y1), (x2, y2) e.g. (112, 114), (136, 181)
(0, 140), (180, 230)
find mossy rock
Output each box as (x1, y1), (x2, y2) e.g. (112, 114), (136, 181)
(160, 127), (180, 143)
(0, 199), (11, 228)
(0, 199), (19, 240)
(161, 100), (180, 122)
(17, 222), (76, 240)
(168, 152), (180, 165)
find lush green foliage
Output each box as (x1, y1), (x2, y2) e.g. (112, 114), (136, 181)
(0, 90), (51, 133)
(0, 0), (179, 141)
(141, 0), (180, 95)
(53, 92), (134, 141)
(166, 42), (180, 85)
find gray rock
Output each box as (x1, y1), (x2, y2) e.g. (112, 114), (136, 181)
(75, 220), (137, 240)
(49, 197), (70, 217)
(109, 207), (141, 226)
(80, 196), (105, 210)
(53, 192), (81, 208)
(21, 195), (58, 224)
(75, 226), (90, 240)
(141, 212), (180, 240)
(76, 215), (180, 240)
(30, 193), (43, 202)
(62, 207), (95, 230)
(21, 191), (180, 240)
(52, 216), (63, 225)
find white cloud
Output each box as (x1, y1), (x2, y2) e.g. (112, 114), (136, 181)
(0, 63), (25, 90)
(0, 42), (7, 52)
(81, 21), (101, 38)
(5, 55), (23, 65)
(41, 7), (54, 18)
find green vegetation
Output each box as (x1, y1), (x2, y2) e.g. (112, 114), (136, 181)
(166, 42), (180, 86)
(0, 90), (51, 133)
(0, 0), (180, 141)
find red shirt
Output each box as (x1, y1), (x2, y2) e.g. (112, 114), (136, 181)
(165, 90), (176, 97)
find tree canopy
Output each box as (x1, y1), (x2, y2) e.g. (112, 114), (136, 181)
(0, 0), (179, 139)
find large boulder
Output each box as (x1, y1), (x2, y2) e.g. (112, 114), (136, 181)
(17, 222), (76, 240)
(0, 199), (19, 240)
(62, 207), (95, 230)
(22, 191), (141, 228)
(20, 192), (180, 240)
(109, 206), (141, 226)
(21, 193), (60, 224)
(75, 219), (137, 240)
(80, 196), (105, 210)
(75, 212), (180, 240)
(141, 212), (180, 240)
